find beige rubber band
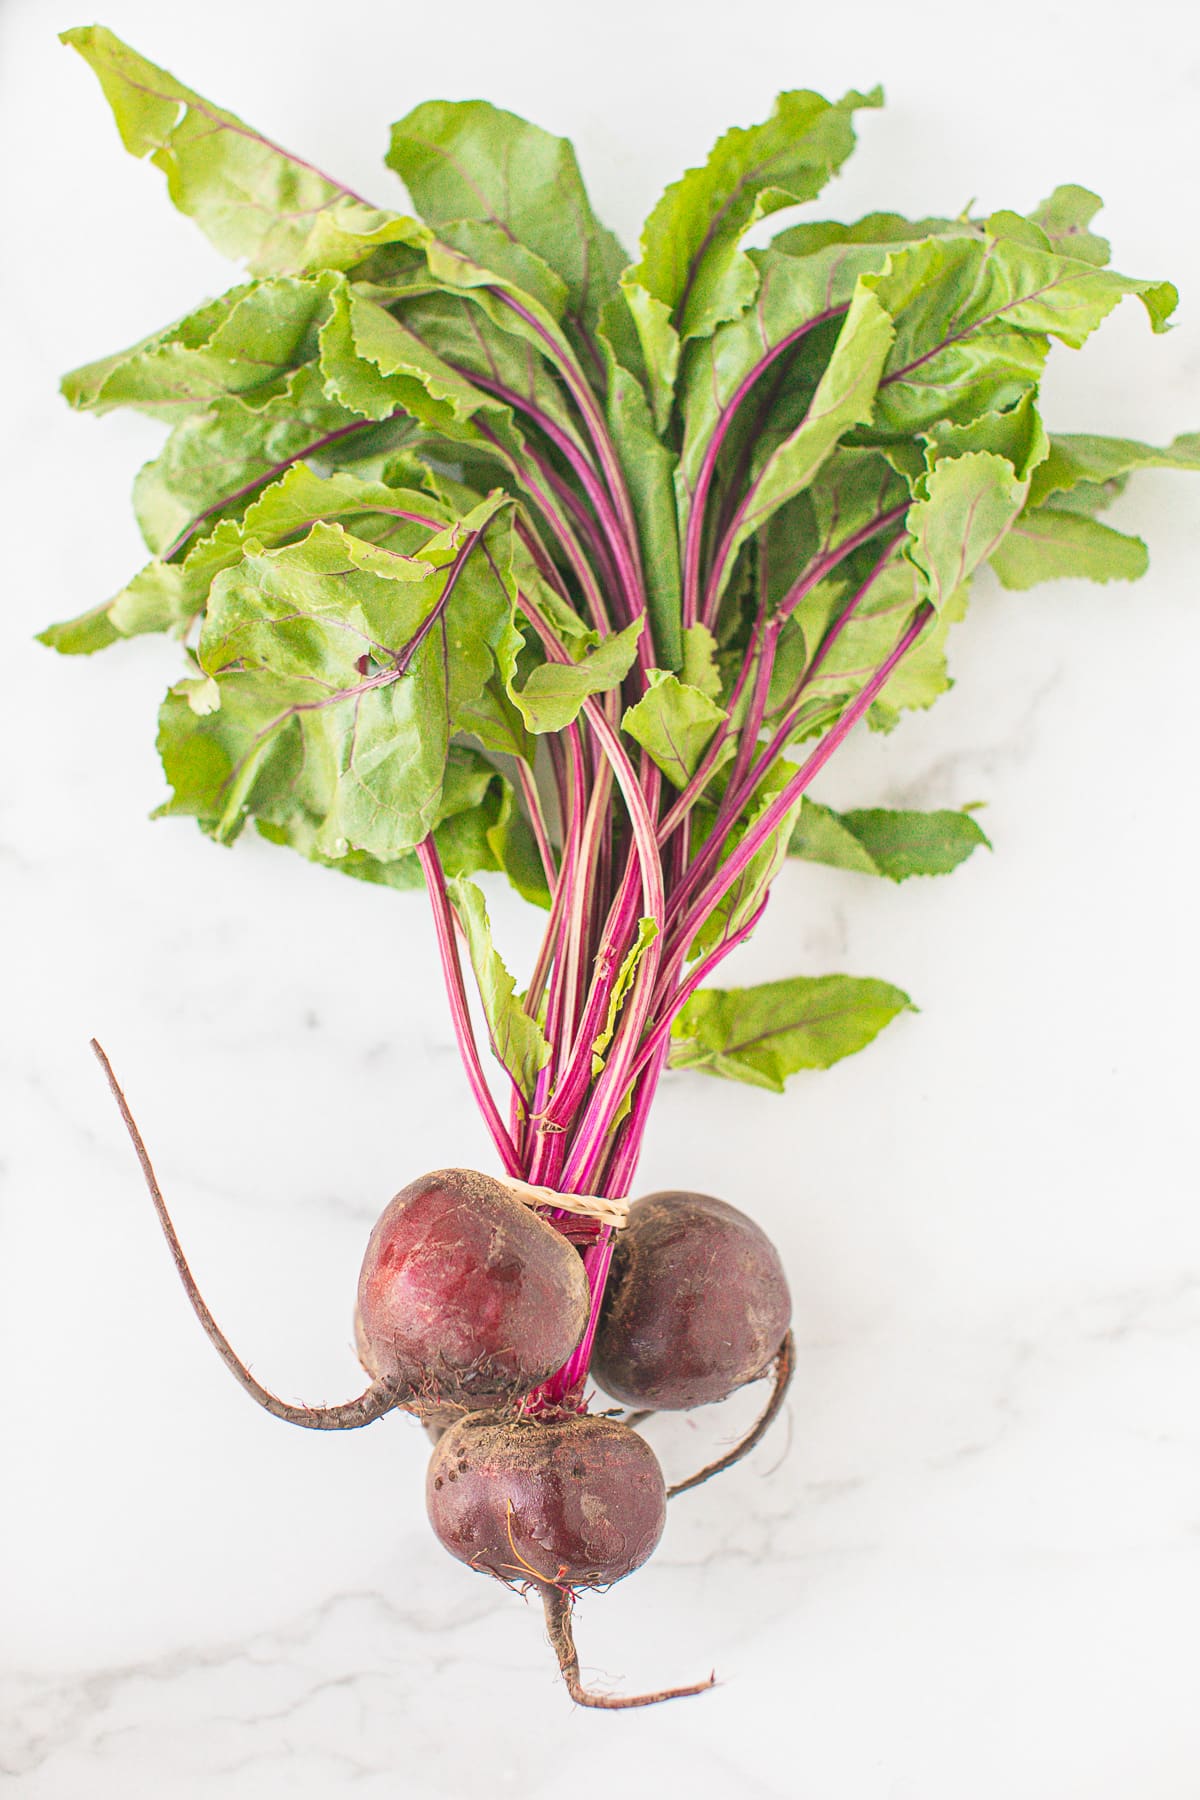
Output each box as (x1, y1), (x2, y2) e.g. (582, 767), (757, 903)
(504, 1177), (629, 1230)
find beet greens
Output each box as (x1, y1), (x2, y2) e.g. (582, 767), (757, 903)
(48, 24), (1200, 1705)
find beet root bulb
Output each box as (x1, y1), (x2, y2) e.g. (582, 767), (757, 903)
(355, 1169), (590, 1414)
(427, 1411), (713, 1708)
(592, 1190), (792, 1411)
(426, 1411), (665, 1587)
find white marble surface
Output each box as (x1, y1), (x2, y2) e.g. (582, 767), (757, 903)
(4, 2), (1200, 1794)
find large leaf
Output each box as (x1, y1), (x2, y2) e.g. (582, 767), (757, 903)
(62, 26), (429, 275)
(669, 973), (914, 1090)
(188, 499), (513, 857)
(447, 876), (551, 1100)
(130, 363), (380, 556)
(676, 241), (901, 519)
(43, 462), (455, 651)
(620, 86), (881, 426)
(861, 235), (1177, 440)
(790, 801), (990, 878)
(61, 277), (334, 419)
(387, 99), (627, 356)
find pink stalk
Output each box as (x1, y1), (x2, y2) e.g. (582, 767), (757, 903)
(680, 308), (849, 628)
(664, 602), (934, 972)
(515, 761), (558, 887)
(416, 838), (522, 1176)
(489, 289), (646, 602)
(742, 533), (907, 796)
(474, 419), (611, 634)
(661, 529), (911, 929)
(629, 897), (769, 1086)
(467, 370), (646, 637)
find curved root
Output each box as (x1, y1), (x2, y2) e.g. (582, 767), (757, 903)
(541, 1585), (715, 1710)
(91, 1039), (404, 1431)
(667, 1329), (794, 1500)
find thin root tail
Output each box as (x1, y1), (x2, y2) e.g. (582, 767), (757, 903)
(667, 1329), (795, 1500)
(91, 1038), (404, 1431)
(541, 1584), (715, 1711)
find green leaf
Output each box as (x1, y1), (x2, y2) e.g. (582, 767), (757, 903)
(1027, 430), (1200, 508)
(318, 281), (493, 429)
(861, 236), (1177, 441)
(62, 276), (334, 419)
(184, 497), (514, 857)
(681, 623), (723, 699)
(906, 451), (1028, 609)
(676, 241), (899, 516)
(386, 99), (627, 354)
(621, 86), (882, 426)
(62, 26), (429, 275)
(512, 619), (644, 733)
(621, 672), (729, 788)
(601, 344), (684, 670)
(988, 509), (1148, 587)
(48, 462), (457, 651)
(1028, 186), (1110, 268)
(710, 283), (896, 604)
(789, 801), (990, 878)
(669, 973), (914, 1091)
(447, 876), (551, 1100)
(37, 606), (124, 656)
(922, 389), (1049, 484)
(591, 917), (659, 1075)
(130, 363), (375, 555)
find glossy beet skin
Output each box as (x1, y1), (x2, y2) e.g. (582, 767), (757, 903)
(355, 1169), (590, 1410)
(427, 1413), (667, 1588)
(592, 1191), (792, 1410)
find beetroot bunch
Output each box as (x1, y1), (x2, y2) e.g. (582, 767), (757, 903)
(60, 23), (1197, 1713)
(97, 1048), (792, 1706)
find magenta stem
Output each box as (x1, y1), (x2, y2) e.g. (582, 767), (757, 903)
(416, 838), (522, 1175)
(663, 602), (934, 979)
(680, 307), (848, 629)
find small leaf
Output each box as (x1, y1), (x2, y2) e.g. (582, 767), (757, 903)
(906, 452), (1028, 609)
(622, 673), (729, 788)
(591, 917), (659, 1075)
(512, 620), (643, 733)
(670, 973), (914, 1091)
(1028, 186), (1110, 268)
(790, 801), (990, 879)
(447, 876), (551, 1100)
(989, 509), (1148, 588)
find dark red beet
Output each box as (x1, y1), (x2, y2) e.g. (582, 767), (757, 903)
(426, 1411), (665, 1587)
(592, 1190), (791, 1410)
(428, 1412), (714, 1709)
(355, 1169), (589, 1411)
